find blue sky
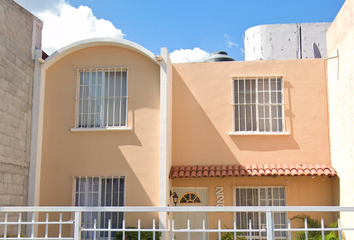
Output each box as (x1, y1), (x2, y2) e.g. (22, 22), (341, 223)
(15, 0), (345, 62)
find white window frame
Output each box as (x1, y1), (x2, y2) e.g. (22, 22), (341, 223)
(74, 176), (126, 240)
(233, 186), (287, 240)
(229, 76), (288, 136)
(71, 67), (131, 132)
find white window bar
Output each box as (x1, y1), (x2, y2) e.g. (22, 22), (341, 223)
(76, 67), (128, 129)
(232, 76), (284, 133)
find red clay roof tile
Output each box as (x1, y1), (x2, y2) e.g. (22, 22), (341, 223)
(169, 164), (337, 179)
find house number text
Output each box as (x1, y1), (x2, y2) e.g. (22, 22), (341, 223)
(216, 187), (224, 206)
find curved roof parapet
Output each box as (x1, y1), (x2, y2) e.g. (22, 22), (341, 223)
(43, 37), (159, 70)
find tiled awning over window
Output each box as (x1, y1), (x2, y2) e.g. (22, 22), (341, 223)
(169, 164), (337, 179)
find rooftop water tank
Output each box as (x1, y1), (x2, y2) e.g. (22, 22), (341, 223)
(205, 51), (235, 62)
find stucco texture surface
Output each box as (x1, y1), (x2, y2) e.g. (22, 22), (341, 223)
(172, 59), (330, 167)
(39, 45), (160, 233)
(327, 0), (354, 237)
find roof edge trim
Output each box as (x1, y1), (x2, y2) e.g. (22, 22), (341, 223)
(43, 38), (158, 70)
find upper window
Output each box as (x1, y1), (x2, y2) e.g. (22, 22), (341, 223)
(232, 77), (284, 133)
(75, 68), (128, 129)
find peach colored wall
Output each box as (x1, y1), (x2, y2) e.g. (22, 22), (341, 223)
(172, 176), (337, 238)
(39, 46), (160, 232)
(327, 0), (354, 237)
(172, 59), (330, 166)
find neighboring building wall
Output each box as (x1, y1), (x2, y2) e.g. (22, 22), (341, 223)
(244, 23), (331, 61)
(39, 45), (160, 236)
(244, 24), (301, 61)
(0, 0), (41, 226)
(326, 0), (354, 238)
(172, 59), (330, 166)
(301, 23), (331, 59)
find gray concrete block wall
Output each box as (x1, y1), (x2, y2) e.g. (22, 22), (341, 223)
(0, 0), (42, 235)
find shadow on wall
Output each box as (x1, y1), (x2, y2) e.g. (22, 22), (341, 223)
(231, 81), (300, 151)
(38, 144), (158, 237)
(172, 68), (241, 166)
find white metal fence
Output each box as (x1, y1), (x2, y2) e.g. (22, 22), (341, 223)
(0, 206), (353, 240)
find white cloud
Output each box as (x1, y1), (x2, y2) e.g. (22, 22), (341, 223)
(170, 48), (210, 63)
(15, 0), (125, 55)
(224, 34), (238, 48)
(15, 0), (67, 15)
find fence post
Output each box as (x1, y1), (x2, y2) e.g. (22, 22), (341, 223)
(266, 211), (274, 240)
(74, 211), (81, 240)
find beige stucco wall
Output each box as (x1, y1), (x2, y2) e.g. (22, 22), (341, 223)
(327, 0), (354, 237)
(172, 59), (330, 166)
(39, 45), (160, 233)
(173, 176), (337, 239)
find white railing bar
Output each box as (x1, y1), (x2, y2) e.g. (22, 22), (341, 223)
(0, 222), (73, 225)
(288, 219), (291, 240)
(108, 218), (111, 240)
(305, 218), (308, 240)
(0, 238), (73, 240)
(172, 219), (175, 240)
(80, 227), (354, 233)
(273, 227), (354, 232)
(338, 218), (342, 240)
(17, 213), (22, 238)
(58, 213), (62, 239)
(31, 213), (34, 239)
(79, 229), (169, 233)
(233, 220), (236, 240)
(202, 219), (206, 240)
(122, 219), (125, 240)
(3, 206), (354, 212)
(73, 212), (80, 240)
(45, 213), (49, 239)
(4, 213), (7, 239)
(168, 219), (171, 240)
(93, 219), (96, 240)
(218, 220), (221, 240)
(171, 229), (265, 233)
(321, 218), (325, 240)
(249, 219), (252, 240)
(266, 211), (274, 240)
(152, 219), (156, 240)
(187, 219), (190, 240)
(138, 219), (141, 240)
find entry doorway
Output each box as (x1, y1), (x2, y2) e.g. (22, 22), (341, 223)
(173, 188), (208, 240)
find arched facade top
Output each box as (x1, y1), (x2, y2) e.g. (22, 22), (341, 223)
(42, 38), (159, 70)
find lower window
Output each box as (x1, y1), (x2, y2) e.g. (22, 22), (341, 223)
(75, 176), (125, 239)
(234, 186), (287, 240)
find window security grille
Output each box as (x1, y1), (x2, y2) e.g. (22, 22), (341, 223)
(233, 77), (284, 132)
(76, 68), (128, 128)
(75, 176), (125, 239)
(235, 187), (287, 240)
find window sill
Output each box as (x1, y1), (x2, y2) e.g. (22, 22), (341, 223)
(228, 131), (290, 136)
(71, 126), (132, 132)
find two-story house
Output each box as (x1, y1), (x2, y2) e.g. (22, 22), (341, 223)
(27, 33), (339, 240)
